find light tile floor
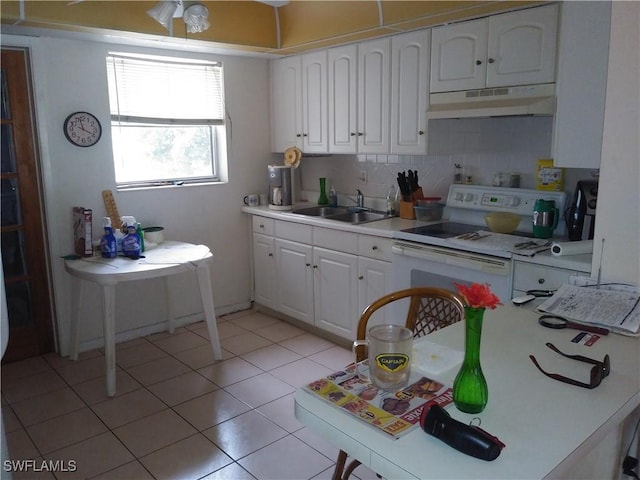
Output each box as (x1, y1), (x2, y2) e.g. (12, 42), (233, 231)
(1, 309), (380, 480)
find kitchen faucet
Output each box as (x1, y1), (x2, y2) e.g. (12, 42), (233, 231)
(343, 189), (366, 209)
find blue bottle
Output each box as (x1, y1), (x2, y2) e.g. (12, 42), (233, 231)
(100, 217), (117, 258)
(121, 216), (141, 257)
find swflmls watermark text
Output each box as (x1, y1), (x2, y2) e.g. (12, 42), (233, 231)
(4, 459), (77, 473)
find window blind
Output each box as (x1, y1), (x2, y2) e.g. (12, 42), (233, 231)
(106, 54), (224, 125)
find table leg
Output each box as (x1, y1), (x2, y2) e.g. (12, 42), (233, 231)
(69, 276), (83, 361)
(101, 284), (117, 397)
(163, 277), (175, 334)
(195, 264), (222, 360)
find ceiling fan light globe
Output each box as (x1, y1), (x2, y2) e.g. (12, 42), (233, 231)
(183, 3), (210, 33)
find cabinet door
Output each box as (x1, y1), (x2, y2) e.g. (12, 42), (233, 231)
(391, 30), (429, 154)
(253, 233), (276, 309)
(358, 38), (391, 153)
(328, 44), (358, 153)
(270, 56), (302, 152)
(430, 18), (488, 92)
(552, 2), (610, 168)
(487, 4), (558, 87)
(302, 51), (328, 153)
(358, 257), (391, 329)
(313, 248), (359, 339)
(275, 239), (314, 325)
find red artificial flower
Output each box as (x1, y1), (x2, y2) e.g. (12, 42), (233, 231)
(454, 282), (502, 310)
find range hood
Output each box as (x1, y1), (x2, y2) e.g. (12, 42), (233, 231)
(426, 83), (556, 120)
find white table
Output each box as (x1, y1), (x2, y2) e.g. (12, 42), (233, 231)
(295, 305), (640, 479)
(64, 241), (223, 396)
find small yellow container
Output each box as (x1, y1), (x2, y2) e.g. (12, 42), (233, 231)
(536, 159), (564, 191)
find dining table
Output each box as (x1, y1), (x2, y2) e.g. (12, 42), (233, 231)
(64, 241), (223, 397)
(294, 304), (640, 479)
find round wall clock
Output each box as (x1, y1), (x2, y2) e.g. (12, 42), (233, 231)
(63, 111), (102, 147)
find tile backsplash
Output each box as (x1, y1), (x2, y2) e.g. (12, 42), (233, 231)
(271, 116), (597, 206)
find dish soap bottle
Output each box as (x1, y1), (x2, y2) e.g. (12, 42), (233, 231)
(386, 185), (397, 216)
(328, 185), (338, 207)
(100, 217), (117, 258)
(121, 216), (141, 258)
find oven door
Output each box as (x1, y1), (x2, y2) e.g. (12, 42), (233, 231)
(391, 241), (512, 301)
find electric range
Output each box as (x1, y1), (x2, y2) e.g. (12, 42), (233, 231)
(391, 185), (567, 301)
(393, 185), (568, 258)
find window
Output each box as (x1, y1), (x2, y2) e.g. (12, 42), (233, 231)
(106, 53), (226, 188)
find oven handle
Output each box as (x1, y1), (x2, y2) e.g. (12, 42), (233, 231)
(392, 242), (510, 275)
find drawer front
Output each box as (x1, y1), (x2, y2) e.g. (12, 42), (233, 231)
(275, 220), (312, 244)
(513, 262), (578, 292)
(252, 216), (275, 236)
(358, 235), (393, 262)
(314, 227), (358, 254)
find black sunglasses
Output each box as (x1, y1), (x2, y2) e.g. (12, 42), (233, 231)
(529, 342), (610, 389)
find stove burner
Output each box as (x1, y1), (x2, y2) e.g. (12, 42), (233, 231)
(400, 222), (480, 239)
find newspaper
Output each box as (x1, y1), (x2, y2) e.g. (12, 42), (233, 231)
(537, 284), (640, 335)
(302, 361), (453, 439)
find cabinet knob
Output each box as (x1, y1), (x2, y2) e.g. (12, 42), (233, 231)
(538, 278), (545, 284)
(476, 60), (482, 65)
(418, 131), (424, 136)
(488, 58), (495, 64)
(358, 275), (364, 280)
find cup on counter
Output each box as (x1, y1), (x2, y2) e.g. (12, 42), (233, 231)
(353, 325), (413, 390)
(259, 193), (268, 206)
(243, 194), (259, 206)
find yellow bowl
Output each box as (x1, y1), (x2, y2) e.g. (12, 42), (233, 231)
(484, 212), (521, 234)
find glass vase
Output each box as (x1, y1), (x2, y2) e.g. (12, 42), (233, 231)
(453, 306), (488, 413)
(317, 177), (329, 205)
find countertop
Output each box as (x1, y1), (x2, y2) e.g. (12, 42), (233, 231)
(243, 205), (593, 273)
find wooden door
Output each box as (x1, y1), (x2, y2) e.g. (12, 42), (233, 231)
(1, 48), (55, 362)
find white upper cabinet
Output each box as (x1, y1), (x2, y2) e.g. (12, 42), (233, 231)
(391, 30), (430, 154)
(430, 4), (558, 92)
(552, 1), (611, 168)
(328, 44), (358, 153)
(270, 56), (302, 152)
(358, 38), (391, 154)
(430, 18), (488, 92)
(270, 52), (328, 153)
(301, 51), (328, 153)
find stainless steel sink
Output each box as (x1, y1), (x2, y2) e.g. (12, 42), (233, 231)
(324, 211), (389, 224)
(291, 206), (390, 224)
(290, 206), (350, 217)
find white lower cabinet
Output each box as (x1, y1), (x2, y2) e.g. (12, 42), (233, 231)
(251, 215), (393, 340)
(313, 247), (359, 338)
(275, 238), (314, 325)
(252, 233), (276, 309)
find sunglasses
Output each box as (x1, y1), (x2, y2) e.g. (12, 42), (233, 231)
(529, 342), (610, 389)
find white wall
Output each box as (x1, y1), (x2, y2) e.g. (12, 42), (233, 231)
(1, 33), (274, 356)
(593, 1), (640, 286)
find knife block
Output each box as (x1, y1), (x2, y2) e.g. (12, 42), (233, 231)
(399, 201), (415, 219)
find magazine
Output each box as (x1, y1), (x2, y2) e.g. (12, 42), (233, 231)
(302, 360), (453, 439)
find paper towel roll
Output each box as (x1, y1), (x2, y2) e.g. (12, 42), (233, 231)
(551, 240), (593, 256)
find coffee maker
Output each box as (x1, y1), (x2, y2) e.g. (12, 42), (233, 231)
(268, 165), (293, 211)
(566, 180), (598, 241)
